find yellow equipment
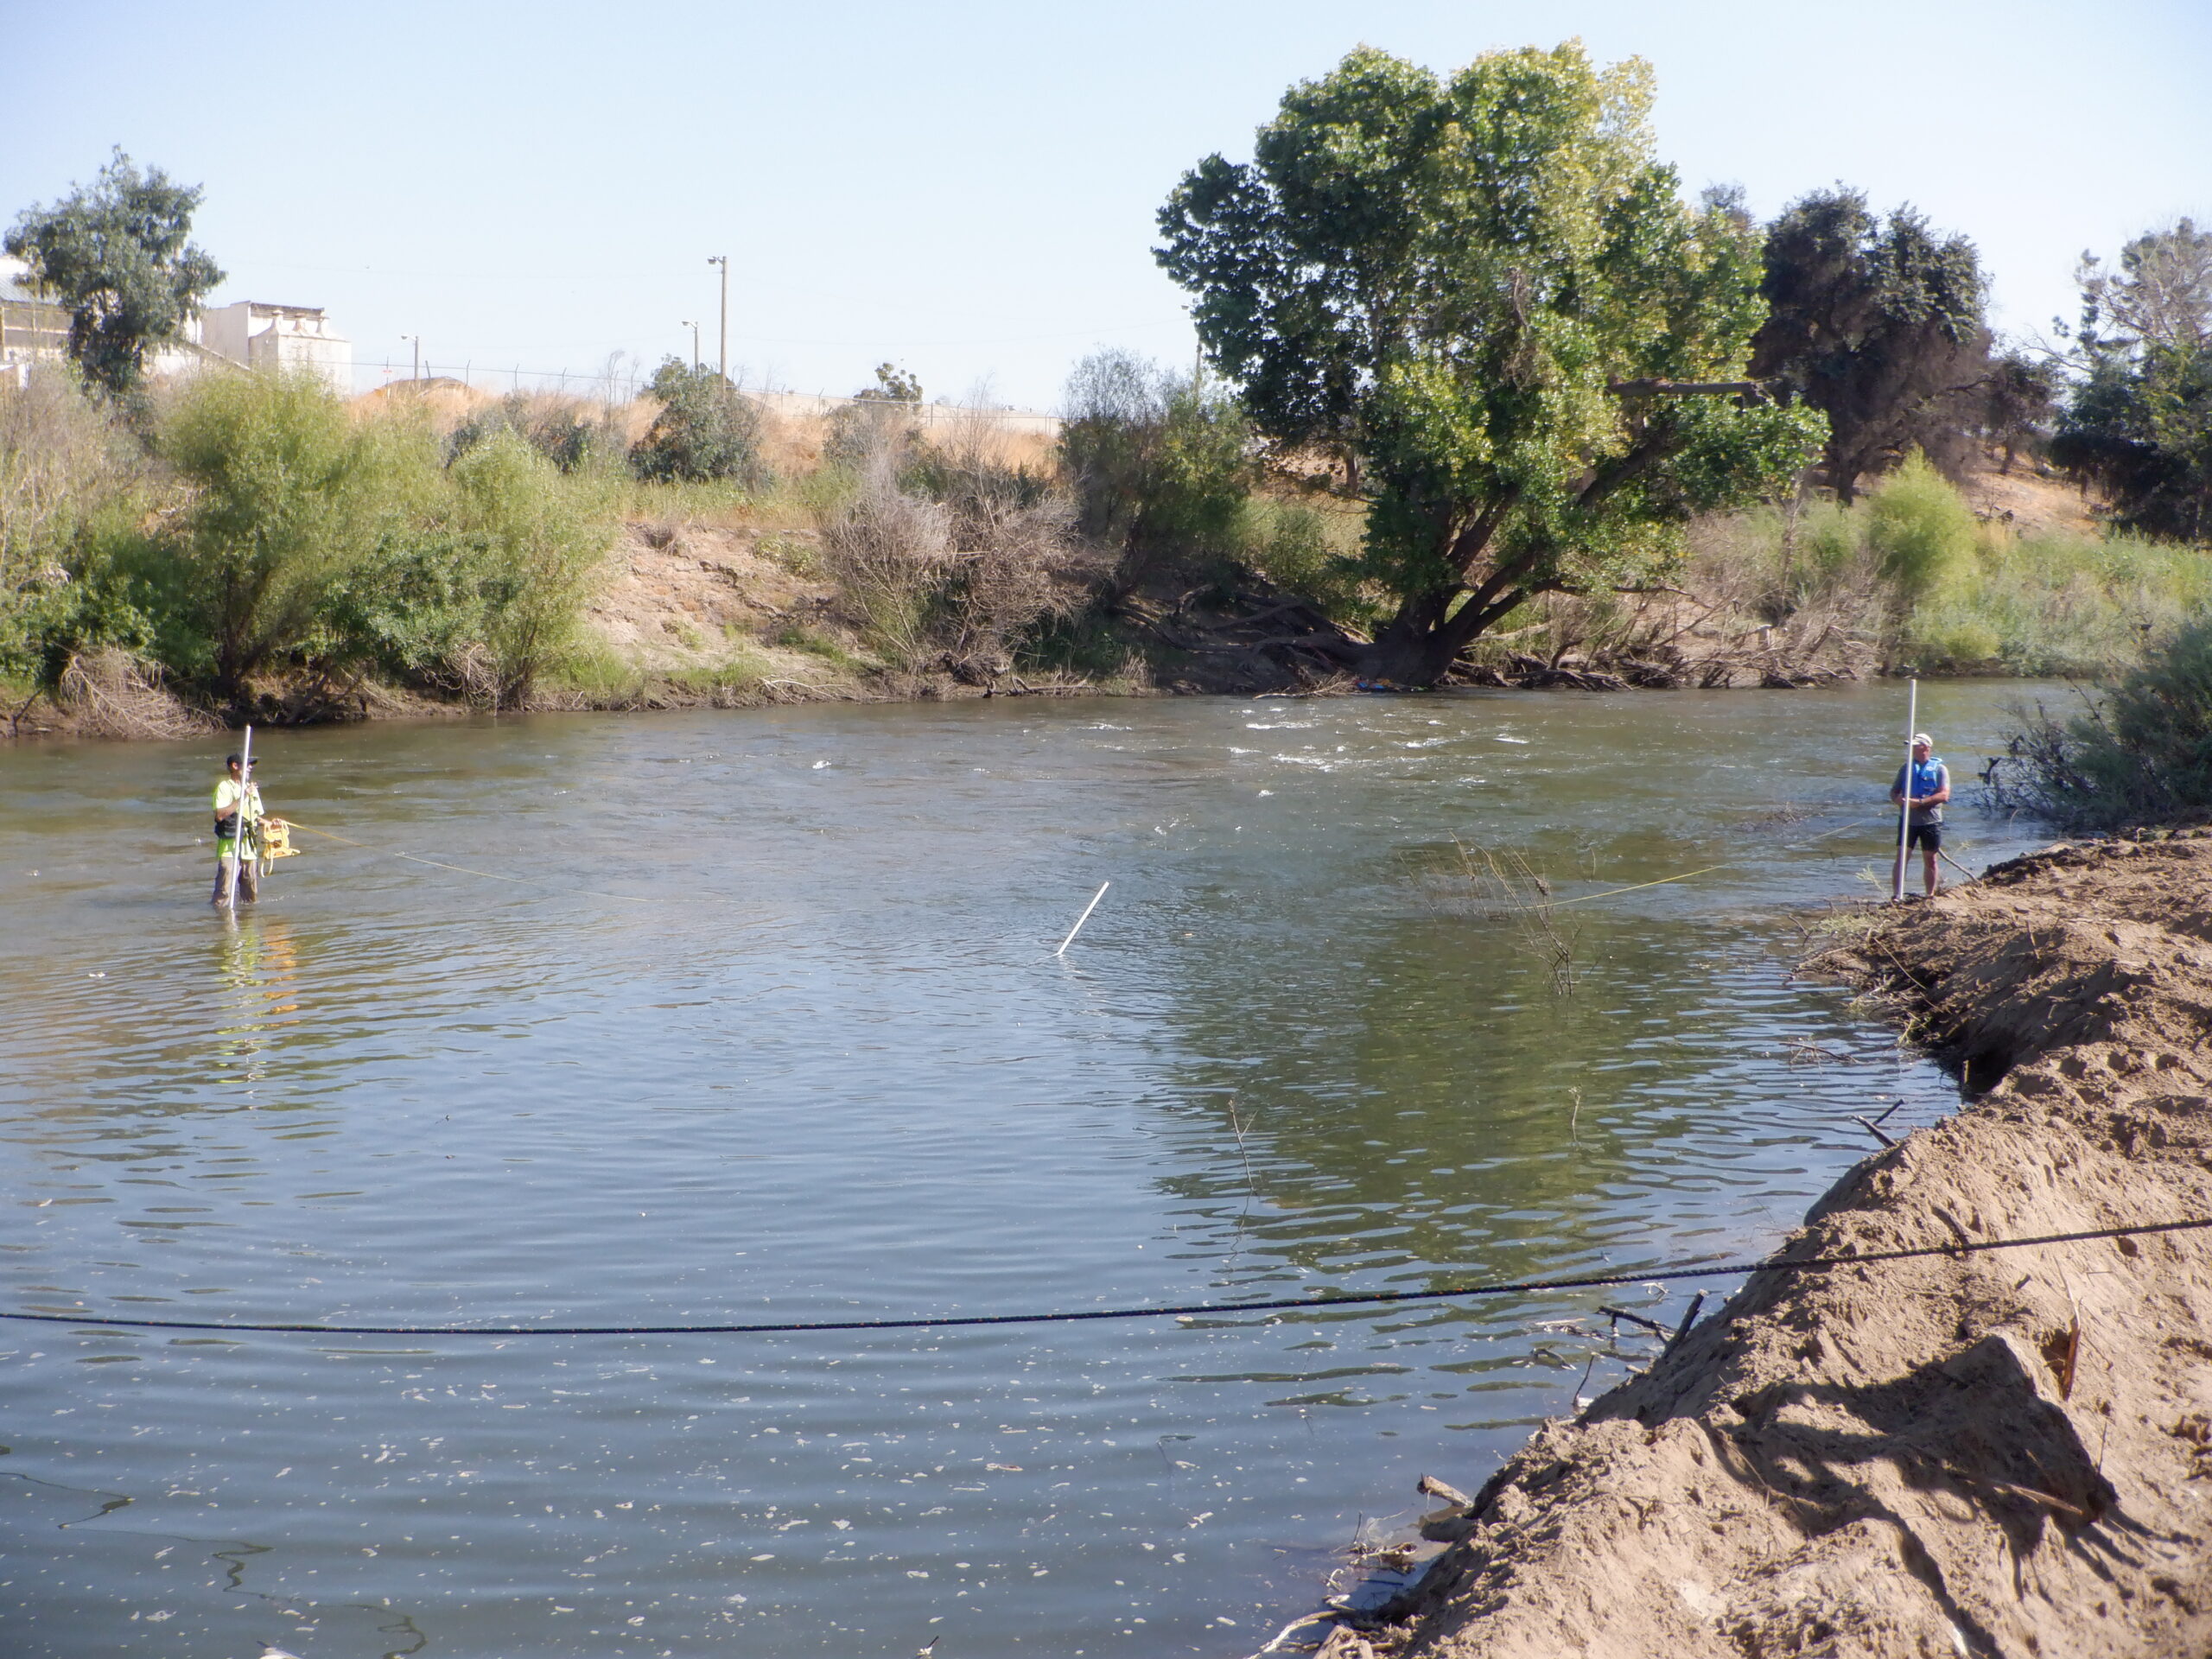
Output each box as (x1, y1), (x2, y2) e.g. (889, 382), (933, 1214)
(256, 817), (301, 863)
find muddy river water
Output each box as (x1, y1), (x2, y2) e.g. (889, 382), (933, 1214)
(0, 683), (2058, 1657)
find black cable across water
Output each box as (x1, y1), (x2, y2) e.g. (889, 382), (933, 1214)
(5, 1217), (2205, 1339)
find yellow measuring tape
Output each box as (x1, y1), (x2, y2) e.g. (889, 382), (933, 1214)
(1550, 865), (1729, 907)
(1548, 814), (1894, 908)
(278, 817), (653, 906)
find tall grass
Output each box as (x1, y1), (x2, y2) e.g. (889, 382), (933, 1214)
(1683, 462), (2210, 679)
(1904, 528), (2212, 676)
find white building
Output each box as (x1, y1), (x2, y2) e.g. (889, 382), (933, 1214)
(0, 257), (352, 393)
(199, 300), (352, 394)
(0, 257), (70, 384)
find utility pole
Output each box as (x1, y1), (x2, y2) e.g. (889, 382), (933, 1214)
(400, 334), (420, 380)
(708, 254), (728, 382)
(682, 320), (700, 372)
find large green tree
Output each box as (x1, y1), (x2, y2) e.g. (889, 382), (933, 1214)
(4, 149), (224, 397)
(1156, 43), (1822, 686)
(2052, 220), (2212, 541)
(1749, 188), (1990, 501)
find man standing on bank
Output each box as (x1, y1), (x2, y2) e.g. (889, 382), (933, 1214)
(1890, 732), (1950, 898)
(211, 752), (265, 906)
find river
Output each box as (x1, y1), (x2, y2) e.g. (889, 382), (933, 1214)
(0, 682), (2056, 1657)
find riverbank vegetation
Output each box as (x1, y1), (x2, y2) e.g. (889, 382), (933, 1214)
(5, 44), (2209, 738)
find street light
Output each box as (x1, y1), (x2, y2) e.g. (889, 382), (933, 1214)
(398, 334), (421, 380)
(680, 321), (700, 372)
(707, 255), (728, 381)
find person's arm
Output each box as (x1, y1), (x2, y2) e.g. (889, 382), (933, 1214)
(1889, 766), (1908, 804)
(1925, 766), (1950, 807)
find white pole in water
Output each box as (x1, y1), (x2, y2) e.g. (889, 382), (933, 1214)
(224, 724), (254, 908)
(1055, 881), (1110, 957)
(1891, 681), (1917, 903)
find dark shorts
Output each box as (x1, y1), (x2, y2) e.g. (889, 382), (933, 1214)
(1906, 822), (1942, 852)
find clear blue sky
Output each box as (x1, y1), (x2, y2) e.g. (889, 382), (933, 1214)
(9, 0), (2209, 409)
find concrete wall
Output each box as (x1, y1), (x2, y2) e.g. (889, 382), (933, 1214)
(201, 302), (353, 395)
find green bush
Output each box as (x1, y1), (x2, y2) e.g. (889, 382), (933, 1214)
(0, 363), (155, 681)
(2012, 613), (2212, 824)
(1797, 499), (1867, 587)
(449, 433), (618, 705)
(1058, 350), (1254, 593)
(449, 392), (607, 474)
(630, 359), (768, 486)
(1866, 450), (1975, 597)
(153, 370), (425, 697)
(1904, 527), (2212, 676)
(1240, 498), (1376, 620)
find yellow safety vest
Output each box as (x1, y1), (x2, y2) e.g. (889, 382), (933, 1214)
(213, 779), (263, 849)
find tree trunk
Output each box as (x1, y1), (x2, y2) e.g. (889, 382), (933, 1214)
(1357, 581), (1533, 686)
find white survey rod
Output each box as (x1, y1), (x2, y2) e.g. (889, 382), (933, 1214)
(224, 723), (254, 907)
(1891, 682), (1916, 903)
(1055, 881), (1110, 957)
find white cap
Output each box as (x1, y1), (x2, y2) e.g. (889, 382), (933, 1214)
(1911, 733), (1932, 747)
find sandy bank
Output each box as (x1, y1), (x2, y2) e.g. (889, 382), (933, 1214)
(1329, 833), (2212, 1659)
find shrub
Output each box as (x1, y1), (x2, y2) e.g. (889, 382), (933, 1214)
(2011, 614), (2212, 824)
(318, 518), (488, 690)
(0, 362), (149, 680)
(823, 363), (925, 468)
(1058, 350), (1254, 593)
(1866, 450), (1974, 597)
(1903, 526), (2212, 676)
(1240, 499), (1374, 620)
(629, 359), (767, 486)
(817, 448), (953, 668)
(154, 369), (422, 697)
(822, 397), (922, 471)
(449, 391), (607, 474)
(449, 432), (618, 706)
(818, 413), (1104, 677)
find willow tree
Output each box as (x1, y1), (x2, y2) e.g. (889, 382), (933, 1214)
(1156, 43), (1823, 685)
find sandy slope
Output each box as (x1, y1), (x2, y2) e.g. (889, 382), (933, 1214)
(1334, 834), (2212, 1659)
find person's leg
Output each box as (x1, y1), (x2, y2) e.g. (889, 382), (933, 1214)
(238, 856), (260, 902)
(1923, 846), (1940, 895)
(212, 850), (236, 905)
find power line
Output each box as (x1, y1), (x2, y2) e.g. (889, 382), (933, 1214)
(6, 1217), (2202, 1339)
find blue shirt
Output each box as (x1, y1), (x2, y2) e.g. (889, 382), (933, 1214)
(1893, 759), (1947, 823)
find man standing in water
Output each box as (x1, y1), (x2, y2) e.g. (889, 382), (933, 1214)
(211, 753), (264, 906)
(1890, 732), (1949, 898)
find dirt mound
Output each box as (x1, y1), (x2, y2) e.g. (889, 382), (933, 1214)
(1338, 835), (2212, 1659)
(585, 523), (838, 675)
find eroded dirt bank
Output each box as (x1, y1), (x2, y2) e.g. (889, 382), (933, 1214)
(1331, 833), (2212, 1659)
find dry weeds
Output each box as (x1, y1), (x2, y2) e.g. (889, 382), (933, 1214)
(54, 649), (219, 740)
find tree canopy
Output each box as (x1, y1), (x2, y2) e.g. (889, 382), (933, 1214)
(2053, 221), (2212, 542)
(1748, 188), (1990, 502)
(4, 149), (224, 397)
(1156, 42), (1822, 684)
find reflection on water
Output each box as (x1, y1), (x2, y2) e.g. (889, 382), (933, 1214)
(212, 914), (305, 1084)
(0, 684), (2053, 1656)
